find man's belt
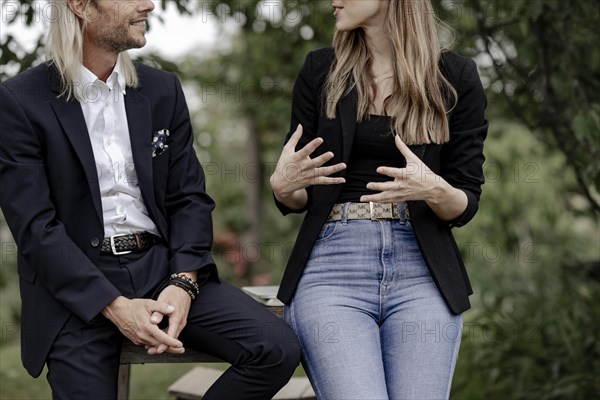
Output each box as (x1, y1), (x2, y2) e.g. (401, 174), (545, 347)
(100, 232), (159, 255)
(326, 202), (410, 222)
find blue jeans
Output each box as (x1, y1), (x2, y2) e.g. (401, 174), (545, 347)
(285, 207), (463, 400)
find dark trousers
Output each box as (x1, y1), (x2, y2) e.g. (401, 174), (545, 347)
(45, 245), (301, 400)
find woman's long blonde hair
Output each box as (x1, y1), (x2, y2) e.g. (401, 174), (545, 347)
(46, 0), (139, 101)
(325, 0), (457, 145)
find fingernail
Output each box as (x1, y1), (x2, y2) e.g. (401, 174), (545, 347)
(166, 305), (175, 312)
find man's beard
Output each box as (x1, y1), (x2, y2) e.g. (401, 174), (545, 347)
(96, 21), (145, 53)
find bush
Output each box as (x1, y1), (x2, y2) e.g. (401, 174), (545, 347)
(450, 121), (600, 399)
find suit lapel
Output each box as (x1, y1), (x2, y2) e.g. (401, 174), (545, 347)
(124, 88), (161, 233)
(50, 99), (103, 223)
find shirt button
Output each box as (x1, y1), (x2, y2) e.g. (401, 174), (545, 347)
(90, 237), (100, 247)
(107, 139), (112, 145)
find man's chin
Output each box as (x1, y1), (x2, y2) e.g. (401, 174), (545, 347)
(133, 37), (147, 49)
(132, 38), (147, 49)
(114, 39), (147, 53)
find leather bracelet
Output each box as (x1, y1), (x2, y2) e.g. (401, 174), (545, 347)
(169, 273), (200, 300)
(169, 280), (197, 300)
(171, 273), (200, 294)
(169, 279), (197, 300)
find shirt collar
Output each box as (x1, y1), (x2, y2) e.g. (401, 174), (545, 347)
(108, 54), (127, 95)
(77, 54), (127, 98)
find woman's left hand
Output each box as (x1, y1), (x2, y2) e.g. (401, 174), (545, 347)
(360, 136), (440, 203)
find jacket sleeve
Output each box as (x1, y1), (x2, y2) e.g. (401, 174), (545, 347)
(274, 51), (321, 216)
(0, 84), (121, 323)
(440, 59), (488, 228)
(164, 74), (217, 277)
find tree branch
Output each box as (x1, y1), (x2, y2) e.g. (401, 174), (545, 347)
(472, 0), (600, 213)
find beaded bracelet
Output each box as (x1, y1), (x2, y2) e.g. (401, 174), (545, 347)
(169, 273), (200, 300)
(170, 280), (197, 299)
(171, 273), (200, 291)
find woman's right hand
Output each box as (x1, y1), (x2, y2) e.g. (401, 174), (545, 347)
(270, 124), (346, 210)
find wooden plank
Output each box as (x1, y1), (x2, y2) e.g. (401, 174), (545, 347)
(241, 286), (285, 307)
(167, 366), (223, 399)
(120, 340), (223, 364)
(168, 366), (316, 400)
(117, 364), (130, 400)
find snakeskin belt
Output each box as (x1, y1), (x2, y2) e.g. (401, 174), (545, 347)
(326, 202), (410, 222)
(100, 232), (159, 255)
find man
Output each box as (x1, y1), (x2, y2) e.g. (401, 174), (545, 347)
(0, 0), (300, 398)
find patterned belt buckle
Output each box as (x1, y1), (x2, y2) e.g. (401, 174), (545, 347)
(110, 233), (133, 256)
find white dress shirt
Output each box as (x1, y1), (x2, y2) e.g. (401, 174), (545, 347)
(76, 56), (159, 238)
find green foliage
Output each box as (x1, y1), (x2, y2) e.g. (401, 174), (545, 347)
(436, 0), (600, 212)
(451, 121), (600, 399)
(0, 343), (51, 399)
(0, 213), (20, 347)
(173, 0), (334, 284)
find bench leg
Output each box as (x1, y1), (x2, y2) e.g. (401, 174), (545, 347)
(117, 364), (131, 400)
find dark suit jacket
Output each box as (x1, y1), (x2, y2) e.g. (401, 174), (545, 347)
(0, 63), (218, 377)
(275, 48), (488, 314)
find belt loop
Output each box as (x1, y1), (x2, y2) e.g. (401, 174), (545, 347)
(134, 232), (143, 251)
(341, 202), (349, 225)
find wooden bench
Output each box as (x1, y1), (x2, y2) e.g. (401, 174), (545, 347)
(117, 286), (295, 400)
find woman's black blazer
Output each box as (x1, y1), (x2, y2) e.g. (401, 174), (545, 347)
(275, 48), (488, 314)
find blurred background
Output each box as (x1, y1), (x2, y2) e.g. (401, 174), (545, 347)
(1, 0), (599, 398)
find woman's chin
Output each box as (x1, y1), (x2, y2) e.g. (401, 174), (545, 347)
(335, 21), (356, 32)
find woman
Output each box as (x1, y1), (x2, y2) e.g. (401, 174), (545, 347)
(270, 0), (487, 398)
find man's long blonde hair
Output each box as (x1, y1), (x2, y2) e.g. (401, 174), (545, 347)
(325, 0), (457, 145)
(46, 0), (139, 101)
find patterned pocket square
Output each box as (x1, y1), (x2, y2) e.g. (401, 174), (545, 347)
(152, 129), (170, 158)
